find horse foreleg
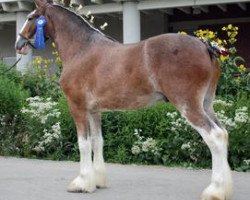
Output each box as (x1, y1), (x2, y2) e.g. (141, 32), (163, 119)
(66, 101), (96, 193)
(89, 112), (107, 188)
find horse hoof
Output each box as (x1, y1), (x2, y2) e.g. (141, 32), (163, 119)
(201, 183), (230, 200)
(67, 175), (96, 193)
(95, 169), (107, 188)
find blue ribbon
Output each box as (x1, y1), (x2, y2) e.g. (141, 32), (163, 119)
(35, 16), (47, 49)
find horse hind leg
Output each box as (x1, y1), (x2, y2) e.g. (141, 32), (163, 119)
(200, 126), (232, 200)
(181, 101), (232, 200)
(202, 79), (233, 200)
(161, 72), (232, 200)
(174, 86), (232, 200)
(88, 112), (107, 188)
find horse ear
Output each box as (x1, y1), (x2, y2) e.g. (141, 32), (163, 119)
(34, 0), (51, 8)
(34, 0), (45, 8)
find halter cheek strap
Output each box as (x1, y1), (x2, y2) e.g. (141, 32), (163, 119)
(35, 16), (47, 49)
(19, 33), (36, 49)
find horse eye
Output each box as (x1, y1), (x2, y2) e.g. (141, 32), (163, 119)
(28, 17), (33, 21)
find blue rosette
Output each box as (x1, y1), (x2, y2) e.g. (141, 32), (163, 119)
(35, 16), (47, 49)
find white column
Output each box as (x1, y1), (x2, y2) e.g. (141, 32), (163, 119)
(123, 1), (140, 44)
(16, 12), (33, 72)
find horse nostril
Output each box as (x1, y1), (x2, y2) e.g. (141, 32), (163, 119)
(15, 36), (27, 50)
(15, 41), (23, 50)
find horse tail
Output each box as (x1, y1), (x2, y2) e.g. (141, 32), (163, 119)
(202, 43), (222, 129)
(201, 39), (229, 60)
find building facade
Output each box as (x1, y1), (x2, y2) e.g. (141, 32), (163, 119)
(0, 0), (250, 71)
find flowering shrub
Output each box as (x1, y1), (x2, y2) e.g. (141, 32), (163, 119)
(194, 25), (250, 98)
(33, 122), (61, 153)
(21, 96), (62, 155)
(22, 44), (62, 100)
(104, 98), (249, 170)
(21, 96), (60, 124)
(180, 25), (249, 98)
(213, 99), (250, 127)
(158, 110), (206, 166)
(131, 129), (162, 163)
(215, 105), (249, 131)
(213, 98), (250, 171)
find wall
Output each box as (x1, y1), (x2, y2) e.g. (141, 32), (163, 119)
(95, 15), (123, 42)
(141, 11), (165, 40)
(0, 24), (16, 58)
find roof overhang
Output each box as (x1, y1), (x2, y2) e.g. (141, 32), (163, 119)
(0, 0), (33, 12)
(78, 0), (250, 15)
(0, 0), (249, 21)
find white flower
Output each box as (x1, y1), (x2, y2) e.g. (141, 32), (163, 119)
(243, 159), (250, 165)
(33, 145), (45, 152)
(134, 129), (144, 140)
(216, 111), (236, 128)
(234, 107), (249, 123)
(181, 142), (191, 150)
(22, 96), (60, 124)
(166, 112), (178, 119)
(142, 138), (157, 153)
(131, 145), (140, 155)
(213, 99), (233, 107)
(52, 122), (61, 137)
(134, 129), (139, 135)
(131, 130), (160, 156)
(171, 127), (176, 131)
(238, 106), (248, 112)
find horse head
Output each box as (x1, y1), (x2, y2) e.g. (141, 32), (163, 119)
(15, 0), (53, 54)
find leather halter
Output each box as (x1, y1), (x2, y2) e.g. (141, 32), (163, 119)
(18, 33), (37, 49)
(18, 33), (49, 49)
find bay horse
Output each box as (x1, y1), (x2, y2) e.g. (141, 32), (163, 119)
(15, 0), (233, 199)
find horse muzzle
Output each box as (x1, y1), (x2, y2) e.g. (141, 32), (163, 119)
(15, 35), (31, 55)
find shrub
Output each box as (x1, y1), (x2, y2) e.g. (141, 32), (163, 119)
(0, 63), (29, 156)
(21, 57), (62, 100)
(56, 95), (78, 160)
(0, 62), (23, 85)
(13, 95), (78, 161)
(0, 77), (25, 115)
(20, 96), (62, 157)
(103, 99), (249, 171)
(0, 66), (28, 116)
(21, 44), (62, 100)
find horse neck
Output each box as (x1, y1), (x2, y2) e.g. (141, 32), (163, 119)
(46, 6), (104, 64)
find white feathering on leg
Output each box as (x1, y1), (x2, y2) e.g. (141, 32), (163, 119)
(68, 136), (96, 193)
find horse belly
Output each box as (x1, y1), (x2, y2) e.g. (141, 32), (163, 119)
(94, 90), (164, 112)
(99, 93), (162, 111)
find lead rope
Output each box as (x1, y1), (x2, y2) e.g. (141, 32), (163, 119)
(1, 55), (22, 74)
